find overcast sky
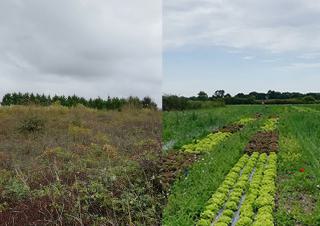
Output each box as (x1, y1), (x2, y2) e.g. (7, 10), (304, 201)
(163, 0), (320, 97)
(0, 0), (162, 104)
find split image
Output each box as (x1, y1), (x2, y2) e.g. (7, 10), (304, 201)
(1, 1), (320, 226)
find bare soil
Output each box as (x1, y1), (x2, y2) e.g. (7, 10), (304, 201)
(159, 152), (201, 192)
(218, 124), (244, 133)
(245, 131), (279, 154)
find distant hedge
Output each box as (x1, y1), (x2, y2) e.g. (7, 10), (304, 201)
(163, 90), (319, 111)
(162, 95), (224, 111)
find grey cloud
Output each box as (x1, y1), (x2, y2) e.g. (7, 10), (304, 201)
(0, 0), (161, 104)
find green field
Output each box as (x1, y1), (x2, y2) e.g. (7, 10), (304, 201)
(163, 105), (271, 151)
(162, 105), (320, 226)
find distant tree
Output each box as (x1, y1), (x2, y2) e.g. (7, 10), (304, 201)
(1, 93), (12, 105)
(197, 91), (208, 101)
(214, 90), (225, 98)
(1, 92), (157, 110)
(235, 93), (246, 98)
(162, 95), (188, 111)
(267, 90), (282, 99)
(127, 96), (142, 108)
(225, 93), (231, 98)
(142, 97), (157, 109)
(303, 95), (316, 103)
(249, 92), (266, 100)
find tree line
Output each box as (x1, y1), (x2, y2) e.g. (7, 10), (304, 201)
(163, 90), (319, 111)
(1, 92), (157, 110)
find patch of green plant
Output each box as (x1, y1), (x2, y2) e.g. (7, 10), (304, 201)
(236, 153), (276, 225)
(181, 132), (231, 153)
(17, 116), (45, 134)
(163, 105), (267, 150)
(3, 177), (30, 200)
(236, 117), (255, 125)
(261, 117), (278, 131)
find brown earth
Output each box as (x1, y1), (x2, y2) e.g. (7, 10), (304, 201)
(218, 124), (244, 133)
(245, 131), (279, 154)
(158, 122), (248, 193)
(158, 152), (201, 192)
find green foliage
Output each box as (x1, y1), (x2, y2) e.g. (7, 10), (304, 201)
(276, 107), (320, 225)
(163, 119), (262, 225)
(164, 105), (320, 226)
(3, 178), (30, 200)
(261, 118), (278, 131)
(236, 216), (253, 226)
(163, 106), (266, 150)
(235, 152), (277, 225)
(164, 91), (320, 106)
(196, 219), (211, 226)
(303, 95), (316, 103)
(237, 117), (255, 125)
(217, 215), (232, 224)
(18, 116), (45, 134)
(194, 153), (261, 225)
(162, 94), (225, 111)
(181, 132), (231, 153)
(1, 92), (157, 109)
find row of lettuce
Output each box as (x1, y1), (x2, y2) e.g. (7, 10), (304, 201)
(181, 118), (255, 153)
(261, 117), (278, 132)
(196, 152), (277, 226)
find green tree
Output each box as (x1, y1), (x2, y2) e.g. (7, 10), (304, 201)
(214, 90), (225, 98)
(197, 91), (208, 101)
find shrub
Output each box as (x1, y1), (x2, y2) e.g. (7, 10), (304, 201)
(18, 116), (45, 134)
(4, 178), (30, 200)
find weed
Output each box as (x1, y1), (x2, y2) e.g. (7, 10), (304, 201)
(17, 116), (45, 134)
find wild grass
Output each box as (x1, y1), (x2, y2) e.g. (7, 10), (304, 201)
(0, 105), (162, 225)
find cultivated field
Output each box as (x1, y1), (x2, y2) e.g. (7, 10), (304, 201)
(0, 105), (162, 225)
(162, 105), (320, 226)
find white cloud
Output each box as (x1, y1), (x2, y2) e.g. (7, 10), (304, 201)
(164, 0), (320, 53)
(0, 0), (162, 104)
(243, 56), (255, 60)
(282, 62), (320, 70)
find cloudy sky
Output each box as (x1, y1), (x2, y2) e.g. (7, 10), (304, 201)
(163, 0), (320, 97)
(0, 0), (162, 104)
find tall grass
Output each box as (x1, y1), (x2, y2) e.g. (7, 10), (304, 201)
(276, 106), (320, 225)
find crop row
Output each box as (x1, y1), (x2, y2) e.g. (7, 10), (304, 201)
(236, 153), (268, 225)
(236, 118), (255, 125)
(261, 118), (278, 131)
(181, 132), (231, 153)
(181, 118), (255, 154)
(251, 152), (277, 226)
(196, 152), (259, 226)
(196, 152), (277, 226)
